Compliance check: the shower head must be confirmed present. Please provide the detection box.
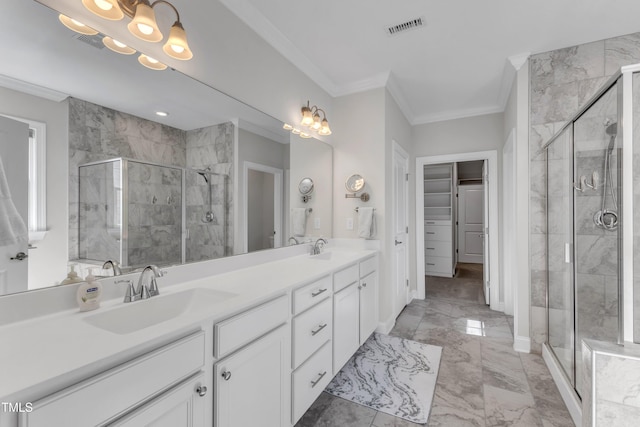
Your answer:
[605,122,617,154]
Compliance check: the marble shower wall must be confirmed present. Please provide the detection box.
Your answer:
[529,32,640,352]
[185,122,234,260]
[69,97,187,262]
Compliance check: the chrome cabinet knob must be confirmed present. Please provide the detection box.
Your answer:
[221,370,232,381]
[10,252,28,261]
[196,385,207,397]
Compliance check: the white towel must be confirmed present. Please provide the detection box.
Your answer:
[291,208,308,237]
[357,207,376,239]
[0,156,27,247]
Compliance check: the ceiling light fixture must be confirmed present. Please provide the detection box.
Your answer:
[66,0,193,61]
[299,101,332,136]
[138,54,167,70]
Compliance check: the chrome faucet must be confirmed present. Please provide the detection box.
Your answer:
[102,259,122,276]
[288,236,300,245]
[136,265,164,300]
[311,238,328,255]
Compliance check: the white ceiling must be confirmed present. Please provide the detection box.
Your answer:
[221,0,640,124]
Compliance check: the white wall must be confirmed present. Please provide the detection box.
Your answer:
[0,87,68,289]
[289,134,333,239]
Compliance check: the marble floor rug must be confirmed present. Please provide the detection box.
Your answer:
[324,332,442,424]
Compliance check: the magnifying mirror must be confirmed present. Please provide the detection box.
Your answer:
[345,174,365,193]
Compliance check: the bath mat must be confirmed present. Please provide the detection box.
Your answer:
[325,332,442,424]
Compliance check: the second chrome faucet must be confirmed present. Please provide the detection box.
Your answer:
[124,265,164,303]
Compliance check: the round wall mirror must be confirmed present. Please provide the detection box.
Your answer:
[345,174,365,193]
[298,177,314,195]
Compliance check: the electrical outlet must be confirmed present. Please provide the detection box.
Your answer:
[314,217,321,229]
[346,217,354,230]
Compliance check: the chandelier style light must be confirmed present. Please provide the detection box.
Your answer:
[283,101,332,138]
[59,0,193,71]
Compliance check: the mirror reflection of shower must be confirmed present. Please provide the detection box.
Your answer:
[197,168,215,223]
[593,121,618,231]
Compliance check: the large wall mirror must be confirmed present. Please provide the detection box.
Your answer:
[0,1,333,297]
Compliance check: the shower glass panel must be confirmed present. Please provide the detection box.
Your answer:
[546,125,574,386]
[78,160,121,263]
[126,161,183,267]
[572,84,621,396]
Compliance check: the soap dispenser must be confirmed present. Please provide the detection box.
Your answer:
[60,263,83,286]
[76,268,102,312]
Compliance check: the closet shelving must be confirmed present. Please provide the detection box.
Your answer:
[423,163,455,277]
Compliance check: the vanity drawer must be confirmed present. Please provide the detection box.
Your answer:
[292,341,333,424]
[425,256,452,274]
[21,332,205,427]
[359,256,377,278]
[424,240,452,256]
[425,225,452,241]
[292,298,332,368]
[215,294,288,358]
[293,275,332,315]
[333,264,358,293]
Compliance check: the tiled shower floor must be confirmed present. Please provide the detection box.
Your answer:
[295,264,575,426]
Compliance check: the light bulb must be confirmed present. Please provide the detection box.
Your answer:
[94,0,113,11]
[137,23,154,35]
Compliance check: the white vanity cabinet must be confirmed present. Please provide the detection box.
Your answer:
[291,275,333,424]
[213,295,290,427]
[333,256,378,374]
[19,332,206,427]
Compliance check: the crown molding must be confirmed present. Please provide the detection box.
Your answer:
[0,74,68,102]
[384,72,416,125]
[413,104,504,125]
[496,52,530,112]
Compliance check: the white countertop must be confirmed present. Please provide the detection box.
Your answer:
[0,248,376,400]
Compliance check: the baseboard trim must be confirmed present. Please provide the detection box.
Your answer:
[513,335,531,353]
[542,344,582,426]
[376,315,395,335]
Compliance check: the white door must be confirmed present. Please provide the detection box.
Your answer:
[243,162,283,253]
[457,184,484,263]
[0,116,29,295]
[482,160,490,305]
[392,141,409,317]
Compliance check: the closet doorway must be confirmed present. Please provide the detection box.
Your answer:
[416,151,499,310]
[242,162,283,253]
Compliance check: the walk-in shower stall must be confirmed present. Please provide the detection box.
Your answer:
[543,64,639,403]
[78,158,229,268]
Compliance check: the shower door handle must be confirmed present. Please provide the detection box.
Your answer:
[564,243,572,264]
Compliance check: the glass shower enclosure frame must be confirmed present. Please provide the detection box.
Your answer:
[543,63,639,399]
[78,157,228,269]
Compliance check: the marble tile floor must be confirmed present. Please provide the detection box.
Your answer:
[296,264,574,427]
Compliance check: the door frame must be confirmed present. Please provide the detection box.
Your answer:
[416,150,501,311]
[242,161,283,253]
[392,140,410,316]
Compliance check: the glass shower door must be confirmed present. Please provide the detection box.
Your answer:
[572,84,620,396]
[547,125,575,386]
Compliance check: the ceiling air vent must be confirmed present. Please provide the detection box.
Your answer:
[385,16,425,36]
[72,33,105,50]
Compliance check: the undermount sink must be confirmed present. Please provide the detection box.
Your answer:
[83,288,237,335]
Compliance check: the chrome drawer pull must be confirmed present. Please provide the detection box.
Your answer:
[311,371,327,388]
[311,288,327,297]
[311,323,327,336]
[361,282,367,288]
[196,385,207,397]
[221,370,232,381]
[427,263,435,266]
[426,232,435,235]
[426,247,435,250]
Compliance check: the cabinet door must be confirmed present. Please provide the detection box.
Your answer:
[333,282,359,374]
[359,271,378,345]
[214,325,289,427]
[110,373,206,427]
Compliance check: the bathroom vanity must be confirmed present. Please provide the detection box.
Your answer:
[0,245,378,427]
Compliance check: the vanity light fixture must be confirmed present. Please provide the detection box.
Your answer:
[58,14,98,35]
[138,54,167,70]
[300,101,332,136]
[102,36,136,54]
[78,0,193,61]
